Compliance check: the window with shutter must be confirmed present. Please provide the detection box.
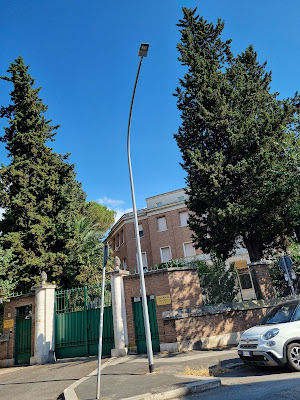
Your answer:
[136,252,148,271]
[183,242,196,257]
[179,211,189,226]
[157,216,167,232]
[160,246,172,263]
[138,224,144,238]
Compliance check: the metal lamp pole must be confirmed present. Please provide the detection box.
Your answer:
[96,243,109,399]
[127,43,154,373]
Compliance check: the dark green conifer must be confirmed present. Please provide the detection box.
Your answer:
[175,8,299,262]
[0,57,86,290]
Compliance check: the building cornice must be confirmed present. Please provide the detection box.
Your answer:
[146,202,187,216]
[145,188,186,201]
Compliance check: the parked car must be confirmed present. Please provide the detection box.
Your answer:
[238,300,300,371]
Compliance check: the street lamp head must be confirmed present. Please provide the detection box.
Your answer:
[138,43,149,57]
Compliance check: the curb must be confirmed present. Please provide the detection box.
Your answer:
[122,378,221,400]
[62,354,232,400]
[64,373,221,400]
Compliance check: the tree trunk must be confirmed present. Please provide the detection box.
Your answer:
[243,235,262,263]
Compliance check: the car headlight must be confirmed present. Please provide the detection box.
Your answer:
[263,328,279,340]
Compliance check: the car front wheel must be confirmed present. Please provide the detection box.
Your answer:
[286,342,300,372]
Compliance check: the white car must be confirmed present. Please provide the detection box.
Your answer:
[238,300,300,371]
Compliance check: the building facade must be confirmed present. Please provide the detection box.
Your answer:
[108,188,255,300]
[108,189,201,272]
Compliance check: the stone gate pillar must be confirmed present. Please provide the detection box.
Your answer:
[30,272,56,365]
[109,257,129,357]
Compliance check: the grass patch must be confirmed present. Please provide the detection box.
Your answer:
[184,366,211,377]
[183,361,230,377]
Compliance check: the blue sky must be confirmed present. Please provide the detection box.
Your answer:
[0,0,299,221]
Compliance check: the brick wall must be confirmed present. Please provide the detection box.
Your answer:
[124,270,174,346]
[123,267,202,347]
[163,297,288,350]
[0,293,35,363]
[123,266,279,352]
[249,263,275,299]
[168,267,203,309]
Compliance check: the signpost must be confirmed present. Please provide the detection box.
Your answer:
[279,255,297,298]
[96,243,109,400]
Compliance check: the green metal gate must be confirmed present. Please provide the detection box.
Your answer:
[55,285,114,359]
[132,296,160,354]
[15,306,32,365]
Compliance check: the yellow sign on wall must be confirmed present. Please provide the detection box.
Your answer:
[3,319,14,329]
[156,294,171,306]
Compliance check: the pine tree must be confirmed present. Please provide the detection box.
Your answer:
[0,57,87,290]
[174,8,299,262]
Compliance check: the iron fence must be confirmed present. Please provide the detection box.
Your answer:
[55,284,111,314]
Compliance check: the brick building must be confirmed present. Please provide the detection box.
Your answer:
[108,188,255,300]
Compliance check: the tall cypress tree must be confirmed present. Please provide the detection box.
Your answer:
[0,57,86,290]
[175,8,299,262]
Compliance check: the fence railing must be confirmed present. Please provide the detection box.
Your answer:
[55,284,111,314]
[198,270,244,305]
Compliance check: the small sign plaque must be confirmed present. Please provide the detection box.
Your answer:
[3,319,14,329]
[156,294,171,306]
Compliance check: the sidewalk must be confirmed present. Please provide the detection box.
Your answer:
[0,356,100,400]
[67,348,242,400]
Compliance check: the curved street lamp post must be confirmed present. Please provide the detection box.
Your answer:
[127,43,154,373]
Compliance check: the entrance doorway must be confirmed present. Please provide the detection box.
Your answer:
[132,296,160,353]
[15,305,32,365]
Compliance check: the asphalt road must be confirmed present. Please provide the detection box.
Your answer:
[177,365,300,400]
[0,356,100,400]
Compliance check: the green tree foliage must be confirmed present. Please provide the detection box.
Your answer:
[174,8,300,263]
[269,240,300,297]
[83,201,116,233]
[0,57,87,291]
[63,208,115,288]
[0,248,16,299]
[197,252,239,304]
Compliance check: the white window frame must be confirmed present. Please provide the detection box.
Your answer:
[157,216,167,232]
[138,224,144,238]
[136,252,148,271]
[179,211,189,227]
[183,241,196,257]
[156,201,162,207]
[160,246,172,263]
[142,252,148,270]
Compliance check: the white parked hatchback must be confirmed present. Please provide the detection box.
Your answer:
[238,300,300,371]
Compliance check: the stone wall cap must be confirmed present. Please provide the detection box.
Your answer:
[248,261,269,267]
[108,270,130,276]
[167,266,198,272]
[124,269,168,278]
[31,283,56,290]
[7,292,35,300]
[162,295,300,320]
[124,266,198,278]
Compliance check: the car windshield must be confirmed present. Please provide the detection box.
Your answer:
[261,302,299,325]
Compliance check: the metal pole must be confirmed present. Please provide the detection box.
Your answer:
[282,255,296,298]
[96,243,109,399]
[127,56,154,373]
